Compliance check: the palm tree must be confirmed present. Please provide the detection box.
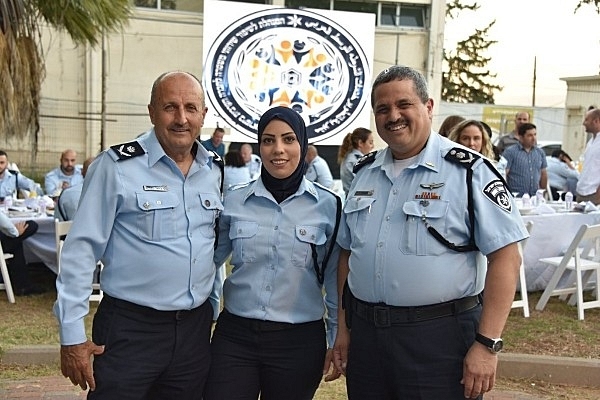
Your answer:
[0,0,131,153]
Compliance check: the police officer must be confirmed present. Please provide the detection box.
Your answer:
[204,106,341,400]
[305,145,334,189]
[44,149,83,197]
[54,71,223,398]
[337,127,374,197]
[0,150,42,198]
[333,66,528,399]
[240,143,262,180]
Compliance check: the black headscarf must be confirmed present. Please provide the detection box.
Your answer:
[257,106,308,203]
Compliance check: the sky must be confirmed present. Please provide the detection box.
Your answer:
[443,0,600,108]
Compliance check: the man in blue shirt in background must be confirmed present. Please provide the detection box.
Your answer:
[202,127,225,157]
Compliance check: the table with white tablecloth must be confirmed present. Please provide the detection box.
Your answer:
[9,214,58,274]
[520,211,600,291]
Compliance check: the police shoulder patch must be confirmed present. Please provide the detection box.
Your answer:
[482,179,512,213]
[353,150,378,173]
[110,141,145,161]
[444,147,480,169]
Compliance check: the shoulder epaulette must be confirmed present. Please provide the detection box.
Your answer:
[228,181,252,191]
[110,141,145,160]
[210,151,224,171]
[444,147,480,169]
[353,150,378,173]
[311,181,339,197]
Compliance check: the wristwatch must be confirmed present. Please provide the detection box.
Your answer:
[475,333,503,354]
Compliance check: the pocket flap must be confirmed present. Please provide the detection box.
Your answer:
[136,192,179,211]
[295,225,326,245]
[230,221,258,239]
[403,200,449,218]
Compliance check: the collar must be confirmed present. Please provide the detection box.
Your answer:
[369,131,442,174]
[243,176,318,204]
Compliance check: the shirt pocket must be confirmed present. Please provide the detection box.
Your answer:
[343,196,376,247]
[291,225,327,268]
[229,221,259,263]
[136,192,180,241]
[401,200,449,256]
[199,192,224,237]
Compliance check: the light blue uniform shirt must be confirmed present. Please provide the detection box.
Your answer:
[223,166,251,190]
[0,171,41,198]
[246,154,262,180]
[54,130,223,345]
[546,156,579,193]
[306,155,334,189]
[214,177,340,347]
[55,183,83,221]
[337,133,528,307]
[0,212,18,237]
[340,149,363,196]
[44,166,83,197]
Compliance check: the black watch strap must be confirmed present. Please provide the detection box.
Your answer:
[475,333,503,353]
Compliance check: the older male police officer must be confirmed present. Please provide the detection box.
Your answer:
[333,66,528,399]
[54,71,223,398]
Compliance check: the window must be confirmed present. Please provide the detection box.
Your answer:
[134,0,202,12]
[284,1,427,29]
[380,3,426,28]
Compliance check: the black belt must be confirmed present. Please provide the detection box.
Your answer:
[352,295,480,327]
[102,294,203,321]
[221,309,321,332]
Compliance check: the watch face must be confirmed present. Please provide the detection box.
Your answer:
[492,339,503,352]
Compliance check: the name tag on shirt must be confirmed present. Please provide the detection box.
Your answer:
[143,185,168,192]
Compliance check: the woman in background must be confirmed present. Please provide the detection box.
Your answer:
[223,149,251,190]
[438,114,465,137]
[337,127,373,197]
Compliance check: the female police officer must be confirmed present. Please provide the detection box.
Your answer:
[204,106,341,400]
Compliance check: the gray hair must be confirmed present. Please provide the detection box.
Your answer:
[371,65,429,107]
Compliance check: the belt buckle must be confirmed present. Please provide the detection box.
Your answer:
[373,306,391,328]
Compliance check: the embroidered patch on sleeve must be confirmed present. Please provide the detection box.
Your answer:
[482,179,512,213]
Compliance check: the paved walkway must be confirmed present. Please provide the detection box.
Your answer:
[0,375,545,399]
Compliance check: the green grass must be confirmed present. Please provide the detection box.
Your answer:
[1,272,599,399]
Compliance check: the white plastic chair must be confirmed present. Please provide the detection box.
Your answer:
[0,242,15,303]
[55,219,103,302]
[512,221,533,317]
[535,223,600,320]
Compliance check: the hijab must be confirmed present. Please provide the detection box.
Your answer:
[257,106,308,203]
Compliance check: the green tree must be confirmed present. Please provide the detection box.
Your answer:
[575,0,600,13]
[442,0,501,104]
[0,0,131,147]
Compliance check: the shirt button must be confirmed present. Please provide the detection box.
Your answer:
[265,286,271,291]
[272,246,276,251]
[385,216,390,221]
[261,306,266,311]
[377,242,383,247]
[192,258,197,264]
[270,266,275,270]
[393,189,398,195]
[274,226,279,230]
[204,200,211,207]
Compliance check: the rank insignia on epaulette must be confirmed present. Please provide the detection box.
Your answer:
[444,147,480,168]
[353,150,378,173]
[110,141,145,160]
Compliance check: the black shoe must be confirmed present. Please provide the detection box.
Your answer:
[16,285,47,296]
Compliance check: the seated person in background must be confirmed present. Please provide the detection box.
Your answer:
[502,123,547,197]
[240,143,261,180]
[44,149,83,198]
[546,150,579,200]
[223,150,251,190]
[202,127,225,157]
[305,145,334,188]
[0,150,43,199]
[437,115,465,137]
[0,213,44,296]
[56,156,95,221]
